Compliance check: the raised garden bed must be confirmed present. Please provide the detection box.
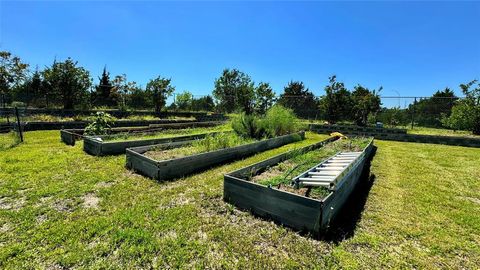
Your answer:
[309,123,407,135]
[83,126,228,156]
[223,136,374,238]
[126,131,306,181]
[16,119,198,131]
[310,124,480,148]
[60,121,225,146]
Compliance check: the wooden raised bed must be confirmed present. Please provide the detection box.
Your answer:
[60,121,224,146]
[17,119,197,131]
[223,137,374,238]
[84,130,226,156]
[309,123,407,135]
[310,124,480,148]
[126,131,306,181]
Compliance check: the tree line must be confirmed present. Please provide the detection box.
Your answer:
[1,50,479,133]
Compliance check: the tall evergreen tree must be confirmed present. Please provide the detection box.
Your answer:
[94,67,118,107]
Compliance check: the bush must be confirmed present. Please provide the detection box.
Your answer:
[84,112,113,135]
[263,105,299,137]
[231,105,300,139]
[231,113,266,139]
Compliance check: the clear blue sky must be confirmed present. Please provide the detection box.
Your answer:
[1,1,479,105]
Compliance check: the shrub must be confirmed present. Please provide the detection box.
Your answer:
[263,105,299,137]
[84,112,113,135]
[231,113,266,139]
[231,105,300,139]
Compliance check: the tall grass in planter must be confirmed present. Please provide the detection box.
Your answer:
[231,105,300,139]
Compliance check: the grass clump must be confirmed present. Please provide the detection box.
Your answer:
[250,137,371,199]
[232,105,300,139]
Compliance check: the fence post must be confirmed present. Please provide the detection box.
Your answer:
[15,107,23,142]
[411,97,416,130]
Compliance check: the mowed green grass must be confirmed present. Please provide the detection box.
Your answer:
[0,131,479,269]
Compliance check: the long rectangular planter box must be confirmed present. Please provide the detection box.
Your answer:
[0,107,212,118]
[126,131,306,181]
[84,131,225,156]
[16,119,197,131]
[374,133,480,148]
[223,137,374,238]
[309,123,407,135]
[60,121,225,146]
[310,124,480,148]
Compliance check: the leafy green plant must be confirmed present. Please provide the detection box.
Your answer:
[263,105,299,137]
[231,105,301,139]
[84,112,113,135]
[231,113,266,139]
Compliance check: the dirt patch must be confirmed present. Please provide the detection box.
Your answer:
[250,160,294,184]
[144,145,196,161]
[36,214,48,224]
[0,223,10,233]
[0,196,26,211]
[51,199,75,212]
[95,181,114,189]
[82,193,100,209]
[464,196,480,205]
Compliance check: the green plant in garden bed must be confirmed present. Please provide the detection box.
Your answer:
[84,112,114,135]
[250,137,372,199]
[102,123,231,142]
[143,132,254,160]
[232,105,302,139]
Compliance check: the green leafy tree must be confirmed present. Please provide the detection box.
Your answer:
[146,76,175,114]
[351,85,382,126]
[176,91,193,110]
[112,74,129,109]
[128,82,152,109]
[442,80,480,134]
[411,88,457,127]
[42,58,92,109]
[277,81,318,119]
[254,82,276,115]
[319,76,352,123]
[213,69,255,114]
[0,51,29,105]
[191,95,215,112]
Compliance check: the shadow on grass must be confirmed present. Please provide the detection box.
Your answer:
[322,146,377,243]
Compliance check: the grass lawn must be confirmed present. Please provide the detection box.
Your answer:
[0,131,479,268]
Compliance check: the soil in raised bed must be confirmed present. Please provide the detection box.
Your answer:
[143,132,255,160]
[249,137,371,200]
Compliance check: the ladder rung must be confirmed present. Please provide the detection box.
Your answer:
[299,177,333,183]
[309,171,338,176]
[299,181,331,187]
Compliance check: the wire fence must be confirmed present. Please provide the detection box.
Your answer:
[0,95,462,130]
